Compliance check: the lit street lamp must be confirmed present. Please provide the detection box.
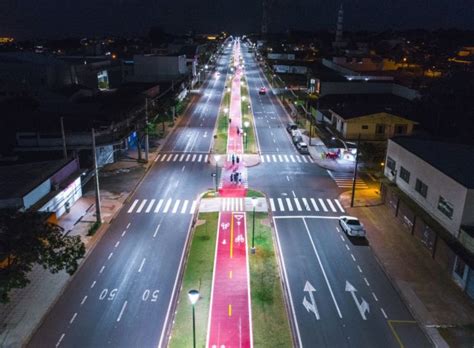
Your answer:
[251,197,257,254]
[188,289,200,348]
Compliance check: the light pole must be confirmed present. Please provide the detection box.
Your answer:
[188,289,200,348]
[244,121,250,151]
[214,154,221,193]
[251,197,257,254]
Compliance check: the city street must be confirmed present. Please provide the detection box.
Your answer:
[27,46,232,348]
[242,42,431,347]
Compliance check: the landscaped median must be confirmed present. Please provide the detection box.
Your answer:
[247,211,293,347]
[168,212,218,348]
[240,76,259,154]
[212,87,231,154]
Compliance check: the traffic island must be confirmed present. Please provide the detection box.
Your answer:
[241,76,259,154]
[247,212,293,347]
[212,86,231,154]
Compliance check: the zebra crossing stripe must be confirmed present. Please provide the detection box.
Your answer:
[128,199,139,213]
[278,155,283,162]
[231,198,235,211]
[136,199,147,213]
[163,199,172,213]
[181,200,189,214]
[308,157,314,163]
[294,198,302,211]
[302,198,311,211]
[204,155,209,162]
[266,155,271,162]
[190,200,197,214]
[186,154,191,161]
[239,199,244,211]
[198,154,203,162]
[272,155,277,162]
[290,155,296,162]
[284,155,290,162]
[269,198,276,211]
[172,200,180,213]
[192,154,197,161]
[302,156,308,163]
[261,155,265,163]
[335,199,345,213]
[277,198,285,211]
[179,154,185,161]
[318,198,328,212]
[310,198,319,211]
[286,198,293,211]
[173,154,179,161]
[296,156,302,163]
[166,155,172,162]
[160,154,167,161]
[155,154,161,162]
[155,199,164,213]
[146,199,155,213]
[326,199,337,212]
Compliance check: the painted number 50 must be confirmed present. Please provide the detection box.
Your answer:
[142,289,159,302]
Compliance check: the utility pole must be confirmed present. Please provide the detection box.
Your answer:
[60,117,67,159]
[144,98,149,162]
[91,128,102,223]
[350,134,361,208]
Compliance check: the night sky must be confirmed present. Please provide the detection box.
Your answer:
[2,0,474,39]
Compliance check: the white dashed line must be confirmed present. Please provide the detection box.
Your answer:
[69,313,77,324]
[115,241,120,248]
[381,308,388,319]
[372,292,379,301]
[56,333,65,347]
[126,223,131,229]
[117,301,128,322]
[80,295,88,305]
[345,244,350,251]
[99,266,105,274]
[121,230,126,237]
[90,281,96,289]
[357,265,363,273]
[351,254,356,261]
[138,258,146,273]
[364,277,370,286]
[153,224,161,238]
[108,252,113,260]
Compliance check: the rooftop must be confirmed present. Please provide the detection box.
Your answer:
[391,137,474,189]
[0,159,72,200]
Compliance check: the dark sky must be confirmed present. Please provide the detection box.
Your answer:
[1,0,474,39]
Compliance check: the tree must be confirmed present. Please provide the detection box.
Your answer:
[0,210,85,303]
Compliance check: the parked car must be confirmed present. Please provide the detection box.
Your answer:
[291,129,301,137]
[286,122,297,133]
[292,135,303,144]
[339,216,366,237]
[296,142,309,154]
[259,87,267,95]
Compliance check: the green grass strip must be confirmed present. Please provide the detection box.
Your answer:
[169,212,219,348]
[213,89,231,154]
[241,77,258,154]
[247,212,293,347]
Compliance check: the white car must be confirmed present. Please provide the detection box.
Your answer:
[339,216,366,237]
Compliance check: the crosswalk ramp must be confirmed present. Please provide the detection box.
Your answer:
[154,153,209,163]
[269,197,345,214]
[127,198,196,214]
[260,154,314,164]
[327,170,369,189]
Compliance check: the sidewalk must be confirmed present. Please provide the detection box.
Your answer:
[0,116,179,347]
[338,189,474,347]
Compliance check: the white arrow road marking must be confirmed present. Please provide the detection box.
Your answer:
[345,281,370,320]
[302,281,320,320]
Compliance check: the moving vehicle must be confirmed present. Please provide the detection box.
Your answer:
[339,216,366,237]
[259,87,267,95]
[296,142,309,154]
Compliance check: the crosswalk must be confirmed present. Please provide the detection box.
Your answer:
[154,153,209,163]
[269,197,345,213]
[221,198,245,212]
[327,170,369,189]
[127,198,196,214]
[260,154,314,164]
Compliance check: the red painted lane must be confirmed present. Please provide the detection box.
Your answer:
[207,212,252,348]
[227,42,244,155]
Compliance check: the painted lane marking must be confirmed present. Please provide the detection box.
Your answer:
[294,198,302,211]
[153,224,161,238]
[181,200,189,214]
[99,266,105,274]
[310,198,319,211]
[364,277,370,287]
[303,218,343,318]
[56,333,65,347]
[302,198,311,211]
[357,265,363,273]
[172,200,181,214]
[198,154,203,162]
[351,254,356,262]
[335,199,345,213]
[108,252,113,260]
[163,199,172,213]
[290,155,296,162]
[285,198,293,211]
[154,199,164,213]
[126,223,131,229]
[179,154,185,161]
[372,292,379,301]
[182,165,185,172]
[269,198,276,211]
[154,154,161,162]
[69,313,77,324]
[115,241,120,248]
[277,198,285,211]
[117,301,128,322]
[286,175,290,181]
[80,296,87,305]
[127,199,138,213]
[345,244,350,251]
[318,198,328,212]
[138,258,146,273]
[173,154,179,161]
[326,199,337,212]
[91,281,96,288]
[381,308,388,319]
[192,154,197,161]
[284,155,289,162]
[190,200,197,214]
[121,230,126,237]
[136,199,147,213]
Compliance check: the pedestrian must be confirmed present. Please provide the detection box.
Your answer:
[229,117,232,124]
[231,154,235,165]
[236,156,240,164]
[230,173,233,183]
[238,173,242,185]
[237,127,240,136]
[233,173,238,184]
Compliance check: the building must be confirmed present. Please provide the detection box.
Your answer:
[316,94,417,141]
[0,158,83,219]
[132,54,187,82]
[383,137,474,298]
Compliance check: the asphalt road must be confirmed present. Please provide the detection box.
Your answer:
[242,42,431,347]
[28,45,232,348]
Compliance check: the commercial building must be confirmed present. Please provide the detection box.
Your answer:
[132,54,187,82]
[383,137,474,299]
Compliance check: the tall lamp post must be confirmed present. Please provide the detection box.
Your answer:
[251,197,257,254]
[244,120,250,151]
[188,289,200,348]
[214,154,221,193]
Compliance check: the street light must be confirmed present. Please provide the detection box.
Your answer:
[214,154,221,193]
[251,197,257,254]
[188,289,200,348]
